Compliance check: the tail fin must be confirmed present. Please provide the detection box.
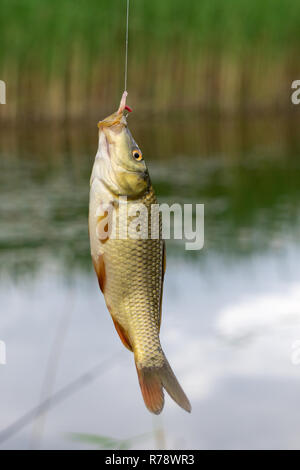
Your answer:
[135,354,191,415]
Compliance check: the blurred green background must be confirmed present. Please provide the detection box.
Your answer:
[1,0,300,121]
[1,0,300,451]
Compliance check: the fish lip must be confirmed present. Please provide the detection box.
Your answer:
[98,117,125,129]
[97,92,131,129]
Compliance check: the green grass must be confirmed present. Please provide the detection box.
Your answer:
[69,432,150,449]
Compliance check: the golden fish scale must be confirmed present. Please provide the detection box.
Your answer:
[103,188,164,368]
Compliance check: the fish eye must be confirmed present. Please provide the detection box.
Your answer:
[132,149,143,161]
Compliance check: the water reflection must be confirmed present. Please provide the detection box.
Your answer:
[1,115,300,449]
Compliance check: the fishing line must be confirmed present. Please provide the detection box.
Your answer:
[124,0,130,92]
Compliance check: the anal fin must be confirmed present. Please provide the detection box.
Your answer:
[112,318,133,352]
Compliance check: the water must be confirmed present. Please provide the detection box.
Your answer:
[1,115,300,449]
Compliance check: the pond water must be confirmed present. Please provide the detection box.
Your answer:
[1,114,300,449]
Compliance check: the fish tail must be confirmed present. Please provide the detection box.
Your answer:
[135,362,164,415]
[135,353,191,415]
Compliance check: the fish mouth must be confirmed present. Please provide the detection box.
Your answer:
[98,92,132,129]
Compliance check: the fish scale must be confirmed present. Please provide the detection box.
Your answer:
[104,189,163,367]
[89,92,191,414]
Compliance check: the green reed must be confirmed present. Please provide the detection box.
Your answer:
[0,0,299,121]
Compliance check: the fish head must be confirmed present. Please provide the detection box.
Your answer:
[97,92,149,198]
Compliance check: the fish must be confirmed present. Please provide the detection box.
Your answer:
[88,92,191,414]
